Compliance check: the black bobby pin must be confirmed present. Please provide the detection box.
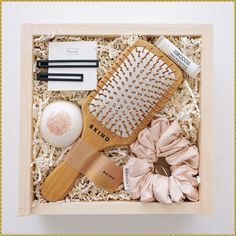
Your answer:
[37,60,99,68]
[37,73,84,82]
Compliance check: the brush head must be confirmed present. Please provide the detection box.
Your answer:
[82,40,183,148]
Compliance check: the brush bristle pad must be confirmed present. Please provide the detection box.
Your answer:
[89,46,177,138]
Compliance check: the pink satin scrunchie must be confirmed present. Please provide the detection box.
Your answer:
[127,118,200,203]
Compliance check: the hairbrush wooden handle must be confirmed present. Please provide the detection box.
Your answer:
[41,139,123,202]
[41,161,79,202]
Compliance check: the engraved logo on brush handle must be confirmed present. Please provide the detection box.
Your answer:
[89,123,110,141]
[102,170,115,180]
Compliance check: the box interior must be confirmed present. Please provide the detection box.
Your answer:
[31,33,202,206]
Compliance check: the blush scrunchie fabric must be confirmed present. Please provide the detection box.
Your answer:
[126,118,200,203]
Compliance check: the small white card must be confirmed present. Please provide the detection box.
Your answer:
[48,41,97,91]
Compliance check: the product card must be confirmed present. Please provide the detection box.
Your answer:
[48,41,97,91]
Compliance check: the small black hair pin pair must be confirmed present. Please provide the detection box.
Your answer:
[36,59,99,82]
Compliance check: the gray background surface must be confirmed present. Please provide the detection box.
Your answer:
[2,2,234,234]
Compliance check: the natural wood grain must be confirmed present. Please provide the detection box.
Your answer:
[18,25,34,216]
[32,201,201,215]
[31,23,207,36]
[41,162,79,202]
[198,25,214,215]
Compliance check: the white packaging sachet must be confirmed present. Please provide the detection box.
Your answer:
[155,36,200,78]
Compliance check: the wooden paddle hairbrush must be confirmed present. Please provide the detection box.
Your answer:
[41,39,183,202]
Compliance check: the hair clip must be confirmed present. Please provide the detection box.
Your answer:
[37,59,99,68]
[37,73,83,82]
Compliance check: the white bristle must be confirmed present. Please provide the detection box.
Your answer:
[89,46,177,138]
